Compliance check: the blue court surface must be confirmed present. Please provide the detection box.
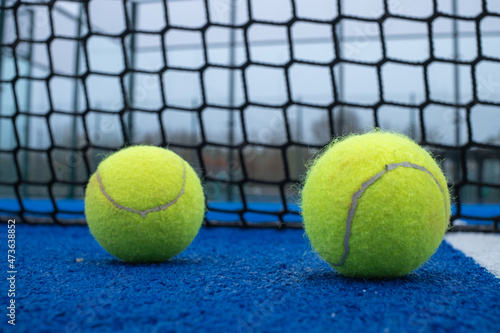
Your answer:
[3,224,499,332]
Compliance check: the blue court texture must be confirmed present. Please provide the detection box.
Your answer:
[1,223,499,332]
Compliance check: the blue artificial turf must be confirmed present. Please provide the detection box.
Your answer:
[2,225,499,332]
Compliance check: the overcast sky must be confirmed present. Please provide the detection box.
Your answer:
[1,0,499,150]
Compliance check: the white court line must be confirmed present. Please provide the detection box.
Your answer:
[445,232,500,279]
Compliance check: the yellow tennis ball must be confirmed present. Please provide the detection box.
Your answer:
[85,146,205,263]
[301,131,450,278]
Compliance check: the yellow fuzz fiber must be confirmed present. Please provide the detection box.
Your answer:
[301,131,450,278]
[85,146,205,263]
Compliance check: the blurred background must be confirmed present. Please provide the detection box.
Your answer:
[0,0,499,226]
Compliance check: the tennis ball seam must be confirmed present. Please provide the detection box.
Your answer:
[95,161,187,218]
[332,161,447,267]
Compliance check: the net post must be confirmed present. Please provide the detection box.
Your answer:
[0,0,6,141]
[337,1,345,136]
[21,9,35,197]
[69,4,84,199]
[227,0,237,202]
[452,0,461,181]
[127,2,138,144]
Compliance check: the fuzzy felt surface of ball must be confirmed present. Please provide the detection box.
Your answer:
[85,146,205,263]
[301,131,450,278]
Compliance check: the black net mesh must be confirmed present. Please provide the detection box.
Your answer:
[0,0,499,231]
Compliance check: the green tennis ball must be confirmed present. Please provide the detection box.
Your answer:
[301,131,450,278]
[85,145,205,263]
